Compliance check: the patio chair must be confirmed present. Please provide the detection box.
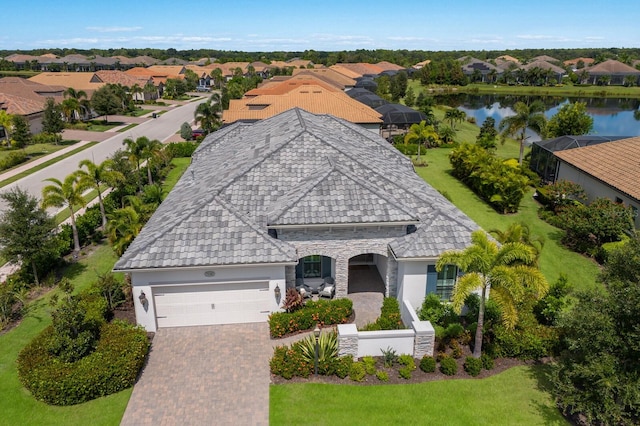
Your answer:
[319,277,336,299]
[295,277,312,296]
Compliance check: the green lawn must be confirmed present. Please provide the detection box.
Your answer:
[125,109,153,117]
[0,155,193,425]
[117,123,138,132]
[408,79,640,99]
[0,139,80,163]
[0,142,98,189]
[0,244,129,426]
[162,157,190,194]
[271,365,567,425]
[86,121,124,132]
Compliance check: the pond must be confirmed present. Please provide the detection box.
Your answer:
[433,94,640,142]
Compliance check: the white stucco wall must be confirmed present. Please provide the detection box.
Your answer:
[557,161,640,228]
[130,264,286,332]
[396,260,430,311]
[373,253,388,281]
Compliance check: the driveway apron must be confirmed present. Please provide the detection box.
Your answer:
[121,323,270,426]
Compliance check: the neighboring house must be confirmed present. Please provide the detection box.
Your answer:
[520,60,566,84]
[586,59,640,85]
[563,57,595,70]
[457,56,501,82]
[28,72,104,96]
[113,108,480,331]
[535,136,640,228]
[222,85,383,131]
[292,68,356,90]
[0,77,66,136]
[530,135,628,183]
[413,59,431,70]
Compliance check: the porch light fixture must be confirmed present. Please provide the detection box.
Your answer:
[314,325,321,376]
[274,284,281,300]
[138,291,148,305]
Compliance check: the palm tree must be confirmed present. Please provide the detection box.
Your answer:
[444,108,466,130]
[61,97,80,123]
[41,172,90,254]
[77,159,125,228]
[122,136,149,171]
[142,183,164,207]
[499,101,547,165]
[404,120,439,161]
[106,206,142,256]
[436,230,548,358]
[140,139,164,185]
[0,110,13,145]
[194,93,222,134]
[489,222,545,264]
[210,68,224,89]
[64,88,88,121]
[130,83,143,103]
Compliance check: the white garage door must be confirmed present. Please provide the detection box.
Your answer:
[153,282,271,328]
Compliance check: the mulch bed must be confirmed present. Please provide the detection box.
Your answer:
[271,355,531,386]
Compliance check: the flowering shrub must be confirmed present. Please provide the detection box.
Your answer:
[268,298,352,338]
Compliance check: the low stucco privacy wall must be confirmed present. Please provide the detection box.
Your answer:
[337,300,435,359]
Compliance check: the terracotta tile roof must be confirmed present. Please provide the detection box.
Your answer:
[555,137,640,201]
[376,61,405,71]
[269,59,314,69]
[184,64,210,77]
[27,72,104,94]
[94,70,150,87]
[203,62,250,77]
[496,55,521,64]
[245,77,341,97]
[329,65,364,79]
[413,59,431,68]
[0,92,45,115]
[147,65,186,75]
[564,57,595,66]
[587,59,640,74]
[292,68,356,89]
[0,77,65,100]
[223,86,382,125]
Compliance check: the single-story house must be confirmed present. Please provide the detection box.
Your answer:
[586,59,640,85]
[553,136,640,228]
[113,108,480,331]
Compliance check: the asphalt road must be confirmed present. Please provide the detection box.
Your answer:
[0,98,206,214]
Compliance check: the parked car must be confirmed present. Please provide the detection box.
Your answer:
[192,129,206,139]
[196,85,211,92]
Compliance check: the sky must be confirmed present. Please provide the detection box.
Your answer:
[2,0,639,52]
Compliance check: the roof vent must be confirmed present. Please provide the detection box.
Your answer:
[406,224,417,235]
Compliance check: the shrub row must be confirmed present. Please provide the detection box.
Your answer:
[269,298,352,338]
[0,150,28,171]
[165,141,198,158]
[17,320,149,405]
[449,143,530,214]
[361,297,404,331]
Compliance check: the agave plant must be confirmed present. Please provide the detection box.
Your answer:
[297,330,338,363]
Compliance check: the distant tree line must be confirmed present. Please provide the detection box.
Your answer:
[2,47,640,68]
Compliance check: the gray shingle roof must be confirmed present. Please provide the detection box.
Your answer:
[114,108,480,271]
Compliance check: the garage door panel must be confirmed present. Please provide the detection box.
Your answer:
[153,282,271,328]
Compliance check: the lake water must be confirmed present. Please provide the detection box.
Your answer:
[433,94,640,142]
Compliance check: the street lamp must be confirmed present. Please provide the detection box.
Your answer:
[313,325,321,376]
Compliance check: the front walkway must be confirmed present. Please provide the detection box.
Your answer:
[121,323,270,426]
[347,265,385,328]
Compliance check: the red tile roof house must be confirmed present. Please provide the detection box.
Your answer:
[113,108,481,331]
[552,136,640,228]
[0,77,65,140]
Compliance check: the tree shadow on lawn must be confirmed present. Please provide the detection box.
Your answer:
[59,260,88,282]
[525,363,565,424]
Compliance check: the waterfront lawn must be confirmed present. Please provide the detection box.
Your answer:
[0,244,129,426]
[415,146,600,291]
[270,365,567,425]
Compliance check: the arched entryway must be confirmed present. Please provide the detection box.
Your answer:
[347,253,386,294]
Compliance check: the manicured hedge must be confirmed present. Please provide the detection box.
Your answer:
[449,143,530,214]
[361,297,404,330]
[17,320,149,405]
[268,298,352,338]
[165,141,198,158]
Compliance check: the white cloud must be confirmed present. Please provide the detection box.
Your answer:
[85,26,142,33]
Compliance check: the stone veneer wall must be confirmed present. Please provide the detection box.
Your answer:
[279,226,404,298]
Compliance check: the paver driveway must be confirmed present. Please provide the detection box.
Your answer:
[120,323,270,426]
